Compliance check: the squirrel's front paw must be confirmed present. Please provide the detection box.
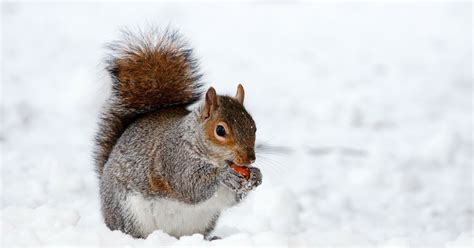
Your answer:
[221,169,246,192]
[221,167,262,201]
[245,167,262,191]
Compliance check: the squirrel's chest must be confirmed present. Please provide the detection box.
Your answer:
[126,186,235,238]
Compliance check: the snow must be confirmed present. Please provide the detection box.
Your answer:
[1,2,473,247]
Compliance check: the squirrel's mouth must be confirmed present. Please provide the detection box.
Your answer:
[225,159,250,168]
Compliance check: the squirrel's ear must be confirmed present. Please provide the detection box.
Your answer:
[235,84,245,105]
[202,87,218,119]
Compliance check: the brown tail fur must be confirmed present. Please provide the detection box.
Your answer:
[94,28,204,177]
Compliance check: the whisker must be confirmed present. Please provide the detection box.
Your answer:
[256,143,293,156]
[255,154,286,178]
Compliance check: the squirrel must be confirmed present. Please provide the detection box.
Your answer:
[94,28,262,239]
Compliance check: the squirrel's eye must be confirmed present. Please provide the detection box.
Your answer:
[216,125,226,137]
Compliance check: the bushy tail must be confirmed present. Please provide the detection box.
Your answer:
[94,28,204,177]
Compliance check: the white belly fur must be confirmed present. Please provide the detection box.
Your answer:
[126,186,236,238]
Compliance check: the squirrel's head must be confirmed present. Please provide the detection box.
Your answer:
[199,84,256,168]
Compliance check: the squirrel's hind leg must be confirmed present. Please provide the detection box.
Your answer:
[100,175,146,239]
[203,213,220,241]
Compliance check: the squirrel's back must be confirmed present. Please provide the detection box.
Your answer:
[94,28,204,177]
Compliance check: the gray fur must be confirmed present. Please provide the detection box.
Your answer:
[100,104,262,239]
[97,28,262,239]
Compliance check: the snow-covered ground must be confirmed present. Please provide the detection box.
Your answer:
[1,2,472,247]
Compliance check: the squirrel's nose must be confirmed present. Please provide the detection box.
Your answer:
[247,152,256,164]
[249,154,255,164]
[235,149,256,166]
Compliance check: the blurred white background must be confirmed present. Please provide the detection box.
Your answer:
[1,2,472,247]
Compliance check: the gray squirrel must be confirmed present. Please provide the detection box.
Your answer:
[94,28,262,239]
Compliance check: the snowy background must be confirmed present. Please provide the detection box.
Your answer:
[1,2,472,247]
